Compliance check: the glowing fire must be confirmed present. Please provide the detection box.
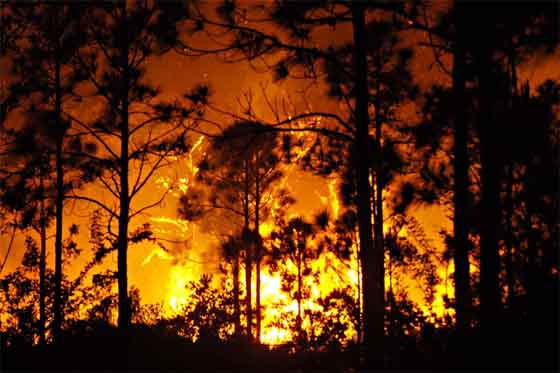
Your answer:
[261,327,291,346]
[140,119,453,345]
[165,265,191,314]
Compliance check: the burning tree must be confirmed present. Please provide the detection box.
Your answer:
[179,119,289,341]
[270,216,321,349]
[177,2,423,363]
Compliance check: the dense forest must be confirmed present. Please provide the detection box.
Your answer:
[0,1,558,371]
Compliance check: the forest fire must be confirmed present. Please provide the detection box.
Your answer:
[0,1,557,371]
[164,265,191,314]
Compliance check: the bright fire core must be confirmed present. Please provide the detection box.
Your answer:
[142,199,451,345]
[140,128,452,346]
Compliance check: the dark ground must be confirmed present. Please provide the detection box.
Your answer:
[1,321,557,372]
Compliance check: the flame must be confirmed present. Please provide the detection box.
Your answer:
[259,221,274,237]
[150,216,190,232]
[328,178,339,218]
[164,265,192,314]
[189,135,205,177]
[141,118,453,344]
[141,246,173,266]
[262,327,291,346]
[257,248,361,346]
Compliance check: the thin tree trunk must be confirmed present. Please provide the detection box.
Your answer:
[370,168,377,239]
[117,2,130,330]
[233,246,241,338]
[477,42,501,334]
[0,1,5,126]
[0,223,16,274]
[296,239,302,342]
[525,173,542,322]
[373,49,385,336]
[388,252,393,336]
[351,4,383,368]
[526,208,537,321]
[255,244,261,342]
[254,154,262,344]
[504,51,517,309]
[39,176,47,346]
[509,49,518,99]
[505,165,514,307]
[356,229,362,346]
[243,159,252,341]
[53,44,64,341]
[451,10,471,332]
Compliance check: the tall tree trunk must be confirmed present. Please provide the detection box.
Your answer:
[519,82,536,315]
[526,206,537,321]
[233,246,241,339]
[117,3,130,330]
[296,240,302,342]
[373,49,385,333]
[0,2,5,127]
[504,50,517,309]
[53,45,64,341]
[370,168,377,236]
[388,250,393,336]
[451,10,471,332]
[504,165,514,307]
[351,4,384,368]
[477,42,501,335]
[356,241,362,345]
[254,155,262,344]
[243,159,252,341]
[39,176,47,346]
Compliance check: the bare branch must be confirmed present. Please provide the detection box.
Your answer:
[67,195,118,218]
[129,188,170,220]
[0,222,17,274]
[62,111,120,160]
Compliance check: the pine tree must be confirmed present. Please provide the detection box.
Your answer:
[271,216,319,348]
[180,120,286,341]
[7,2,90,340]
[181,2,419,363]
[71,2,202,330]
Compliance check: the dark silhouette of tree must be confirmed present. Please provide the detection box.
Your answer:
[428,8,557,353]
[449,3,471,333]
[0,1,29,128]
[210,122,259,341]
[249,125,283,343]
[402,1,558,340]
[397,2,480,335]
[460,3,558,338]
[180,122,256,340]
[218,236,244,338]
[180,119,287,342]
[180,3,421,363]
[0,236,44,346]
[498,81,559,362]
[0,118,56,345]
[383,214,440,333]
[313,287,359,351]
[175,274,235,343]
[0,222,117,347]
[6,3,90,341]
[271,216,320,348]
[70,2,203,330]
[314,208,362,343]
